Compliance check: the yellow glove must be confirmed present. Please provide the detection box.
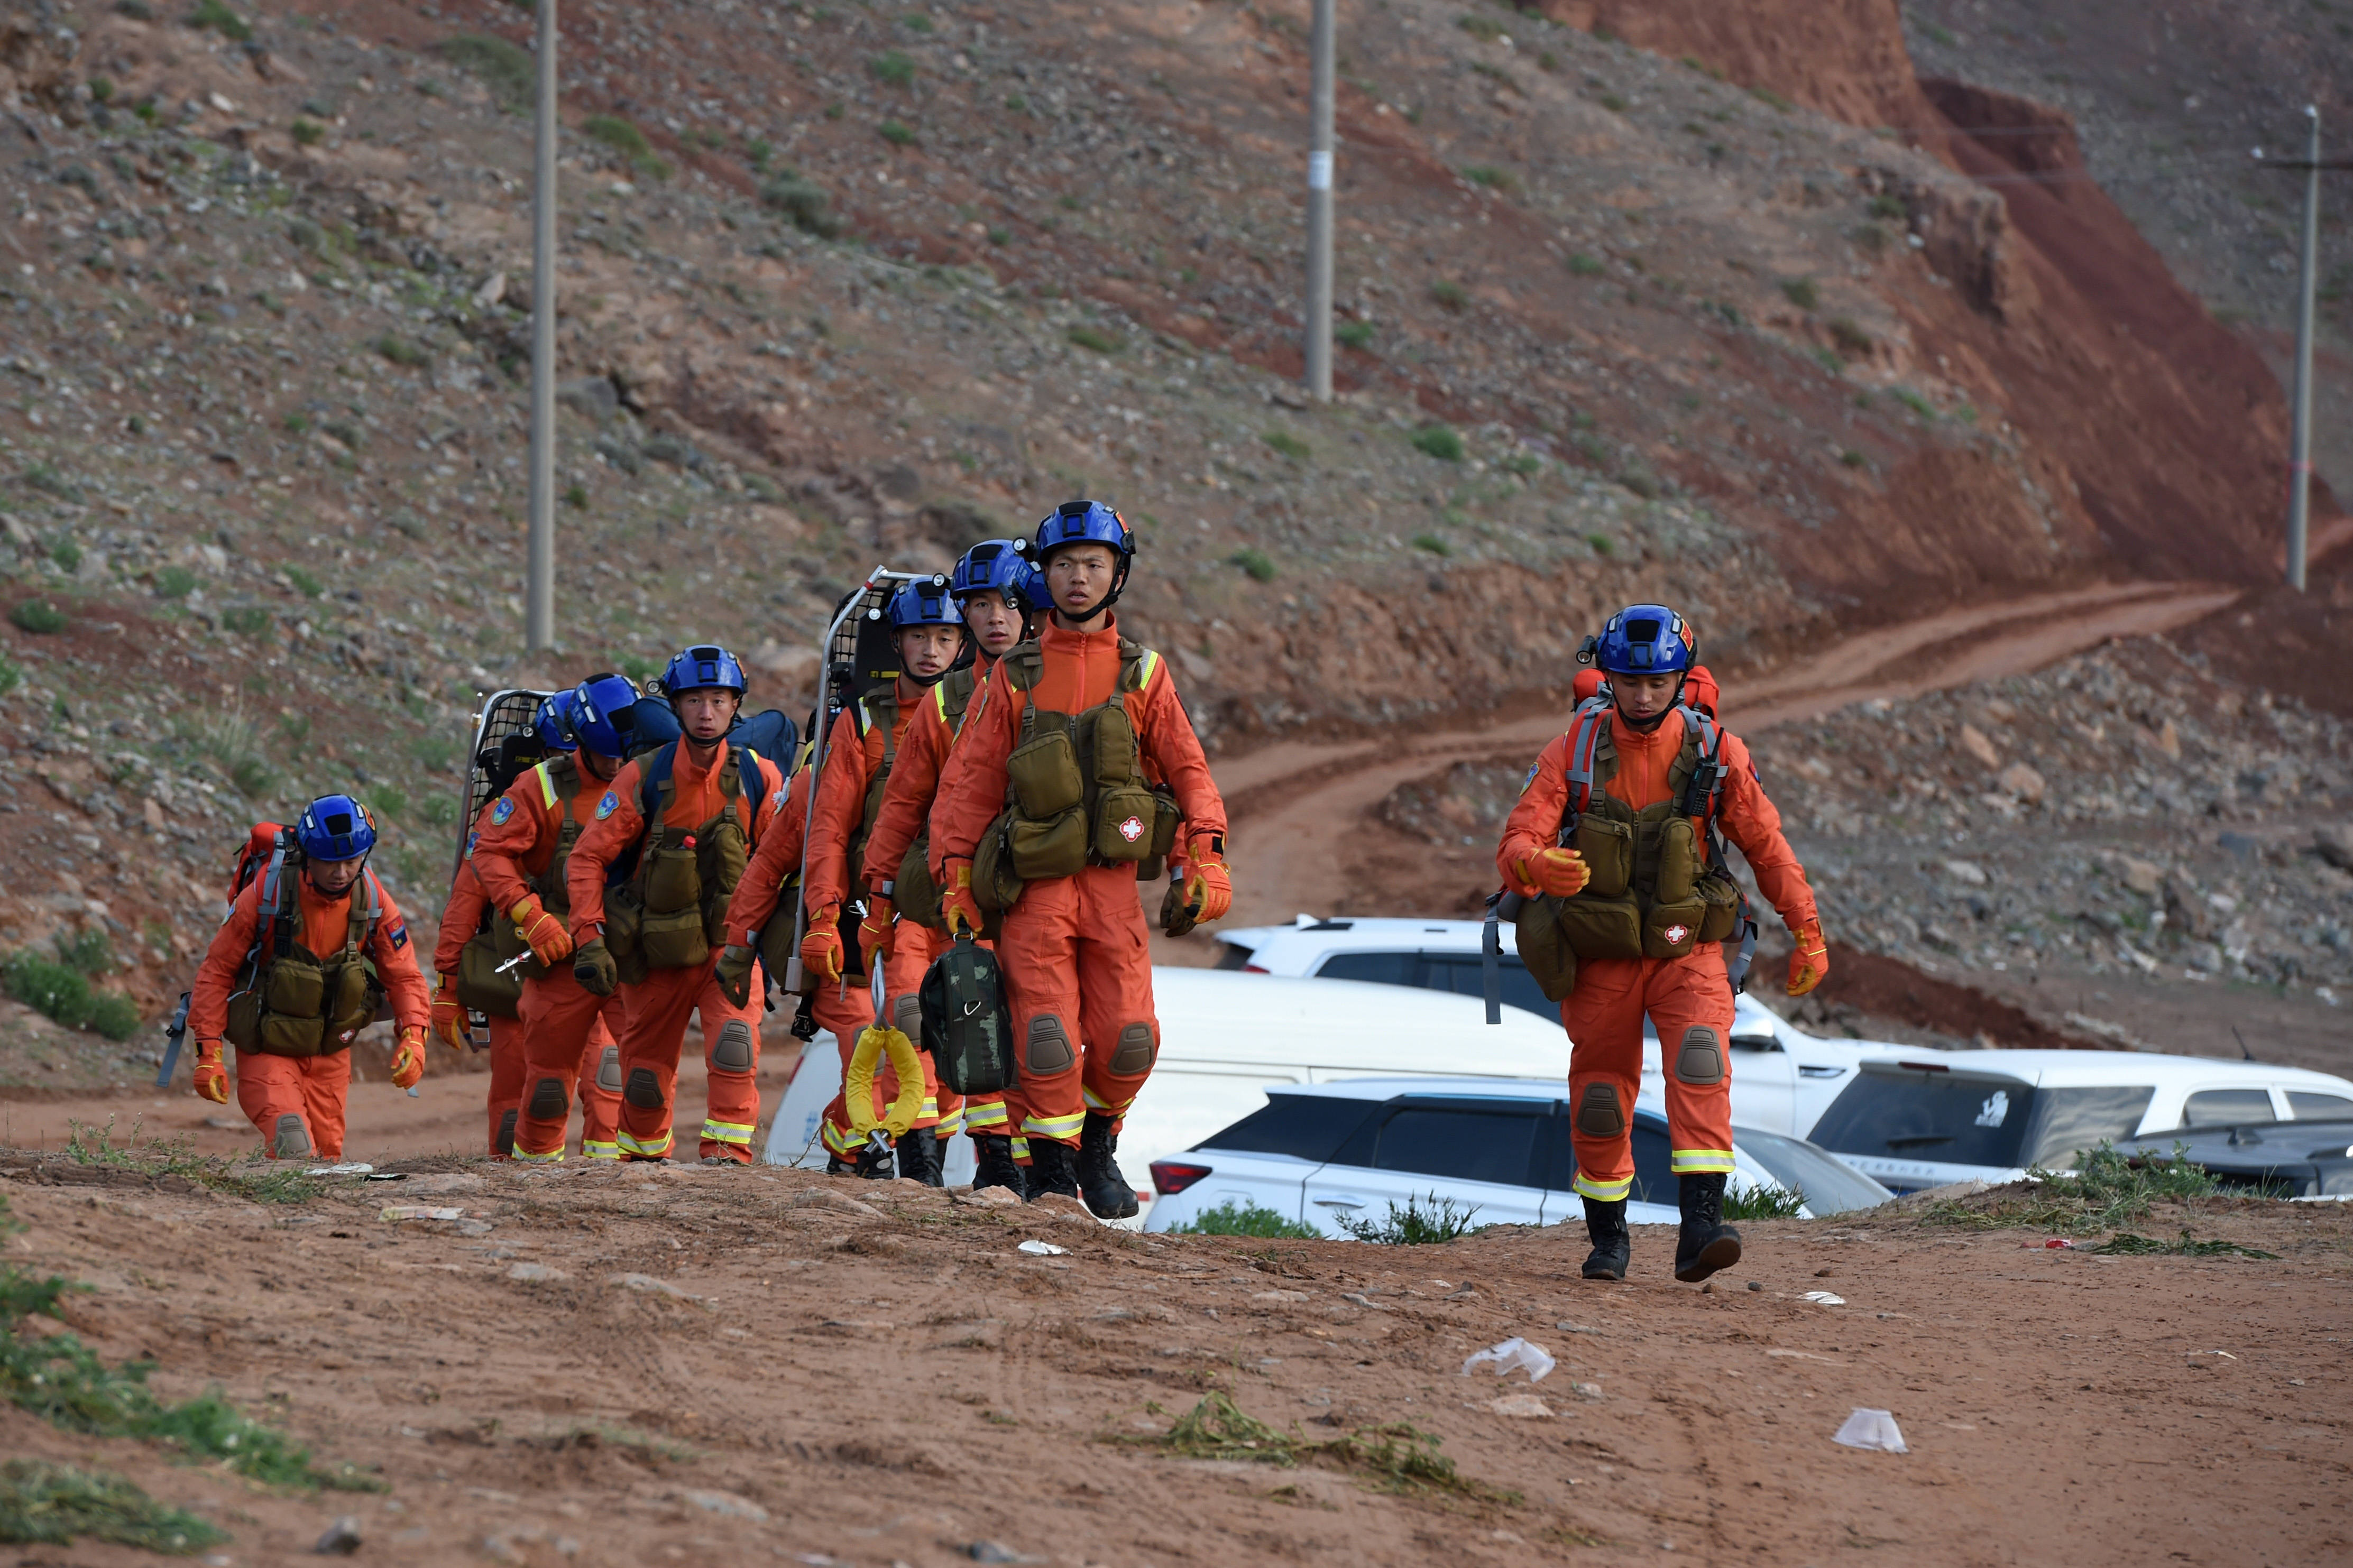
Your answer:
[192,1043,229,1104]
[859,895,897,962]
[430,976,467,1052]
[1787,919,1830,998]
[940,859,984,939]
[1509,846,1589,899]
[389,1027,426,1090]
[510,894,573,967]
[799,907,844,983]
[1181,835,1232,924]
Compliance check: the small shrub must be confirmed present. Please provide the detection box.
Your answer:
[1617,466,1660,499]
[188,0,250,42]
[1840,449,1869,469]
[583,114,670,178]
[1598,92,1628,113]
[1334,319,1374,350]
[869,51,916,87]
[563,483,589,510]
[10,600,67,635]
[1828,316,1873,357]
[617,653,663,684]
[229,757,274,799]
[2094,1228,2275,1259]
[1723,1184,1807,1221]
[1228,547,1277,583]
[3,953,139,1040]
[1749,86,1794,112]
[1429,279,1469,311]
[1566,251,1604,276]
[1537,49,1560,71]
[1869,192,1905,220]
[87,77,114,103]
[1892,386,1937,420]
[55,930,113,978]
[365,786,407,820]
[420,794,458,829]
[1500,451,1541,477]
[878,118,916,146]
[1067,325,1123,354]
[23,463,81,502]
[1411,533,1450,556]
[1458,14,1505,41]
[1587,532,1615,556]
[1780,276,1819,311]
[220,605,271,635]
[1058,192,1083,211]
[1262,429,1310,462]
[1411,424,1463,462]
[0,658,20,696]
[437,34,534,111]
[1337,1193,1482,1244]
[1462,164,1518,194]
[1168,1200,1318,1239]
[374,334,429,368]
[986,226,1009,246]
[0,1460,228,1554]
[761,173,840,237]
[412,734,459,774]
[49,538,81,574]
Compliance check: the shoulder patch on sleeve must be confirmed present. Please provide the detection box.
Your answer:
[387,920,410,950]
[465,831,480,858]
[1521,762,1540,794]
[595,790,621,820]
[490,797,514,826]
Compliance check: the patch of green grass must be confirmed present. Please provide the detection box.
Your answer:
[1128,1392,1514,1503]
[22,463,81,502]
[1334,319,1375,350]
[583,114,671,179]
[1228,547,1277,583]
[1337,1193,1482,1244]
[220,605,271,635]
[1923,1143,2220,1232]
[869,51,916,87]
[1586,531,1615,556]
[1598,91,1628,112]
[1566,251,1604,276]
[373,333,429,368]
[1724,1185,1807,1221]
[284,566,324,598]
[1500,451,1541,478]
[1840,449,1869,469]
[289,117,325,146]
[54,930,113,979]
[1167,1200,1318,1239]
[617,653,663,685]
[1749,85,1794,112]
[437,34,534,112]
[1892,386,1937,420]
[1429,279,1469,312]
[1067,325,1124,355]
[1411,533,1450,556]
[1828,317,1873,357]
[4,952,140,1041]
[761,173,840,236]
[878,118,917,146]
[9,599,66,635]
[0,658,20,697]
[900,12,934,33]
[1410,424,1463,462]
[365,786,407,821]
[1458,14,1506,42]
[1462,164,1518,194]
[2094,1228,2276,1259]
[49,537,81,573]
[1869,193,1905,220]
[188,0,250,43]
[563,482,589,510]
[419,794,458,829]
[1262,429,1311,462]
[1780,276,1819,311]
[412,734,459,774]
[0,1459,227,1554]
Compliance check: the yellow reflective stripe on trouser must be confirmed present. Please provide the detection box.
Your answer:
[512,1143,565,1164]
[962,1100,1009,1132]
[582,1140,619,1160]
[821,1119,861,1157]
[1670,1148,1736,1175]
[934,1106,966,1137]
[701,1118,755,1147]
[1009,1135,1031,1161]
[1021,1109,1084,1142]
[917,1096,940,1121]
[1573,1170,1633,1202]
[1082,1085,1138,1117]
[617,1128,673,1159]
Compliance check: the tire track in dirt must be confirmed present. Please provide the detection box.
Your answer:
[1216,582,2240,927]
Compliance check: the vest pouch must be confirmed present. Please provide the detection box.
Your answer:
[897,835,944,931]
[641,833,703,916]
[262,954,327,1031]
[1514,898,1580,1003]
[1574,815,1635,899]
[1554,892,1646,961]
[1093,783,1160,863]
[1087,703,1139,787]
[698,819,749,948]
[224,989,263,1052]
[323,959,379,1052]
[758,887,800,989]
[1008,805,1089,881]
[1642,895,1709,960]
[1695,871,1741,945]
[604,883,648,986]
[259,1009,326,1056]
[1007,727,1084,819]
[972,813,1025,915]
[457,930,523,1019]
[640,903,712,971]
[1653,817,1700,905]
[1148,785,1182,857]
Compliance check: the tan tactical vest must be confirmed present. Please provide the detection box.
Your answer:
[896,663,982,931]
[604,743,764,981]
[224,859,385,1056]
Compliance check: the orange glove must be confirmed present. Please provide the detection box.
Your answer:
[799,907,844,983]
[1182,837,1233,924]
[430,976,467,1052]
[1787,919,1830,998]
[940,858,984,938]
[859,895,897,962]
[389,1027,426,1090]
[510,895,573,967]
[192,1043,228,1104]
[1508,846,1589,899]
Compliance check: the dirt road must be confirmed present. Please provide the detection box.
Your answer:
[1215,581,2238,927]
[2,1158,2342,1567]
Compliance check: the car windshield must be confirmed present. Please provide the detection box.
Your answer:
[1732,1128,1891,1214]
[1313,950,1556,1019]
[1196,1094,1377,1161]
[1809,1073,2155,1170]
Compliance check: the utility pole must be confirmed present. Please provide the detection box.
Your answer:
[526,0,559,650]
[1303,0,1335,402]
[2287,105,2321,593]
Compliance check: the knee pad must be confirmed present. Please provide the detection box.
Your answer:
[1575,1082,1623,1140]
[711,1019,755,1075]
[1024,1015,1075,1076]
[596,1044,622,1094]
[272,1114,312,1160]
[891,994,922,1039]
[1675,1027,1725,1086]
[624,1066,667,1111]
[1107,1021,1157,1076]
[528,1076,568,1122]
[494,1109,518,1158]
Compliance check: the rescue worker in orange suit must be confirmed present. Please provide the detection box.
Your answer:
[567,648,786,1164]
[856,541,1040,1192]
[931,501,1233,1216]
[430,799,527,1157]
[798,577,970,1180]
[1495,606,1826,1284]
[465,677,639,1162]
[188,795,433,1159]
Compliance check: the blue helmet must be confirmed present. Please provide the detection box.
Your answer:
[295,793,376,863]
[885,577,962,631]
[565,672,642,759]
[1033,500,1135,612]
[1585,605,1696,677]
[531,694,576,753]
[950,538,1040,612]
[660,644,747,698]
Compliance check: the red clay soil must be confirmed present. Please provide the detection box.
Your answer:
[1813,944,2104,1051]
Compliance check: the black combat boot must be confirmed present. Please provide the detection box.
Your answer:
[894,1129,945,1187]
[971,1135,1024,1195]
[1076,1111,1140,1220]
[852,1131,897,1180]
[1673,1172,1743,1283]
[1580,1197,1631,1280]
[1025,1137,1080,1201]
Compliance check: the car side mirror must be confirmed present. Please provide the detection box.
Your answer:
[1730,1031,1779,1052]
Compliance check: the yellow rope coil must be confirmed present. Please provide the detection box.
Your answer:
[843,1026,926,1139]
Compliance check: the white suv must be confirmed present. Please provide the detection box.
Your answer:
[1215,916,1917,1138]
[1142,1076,1894,1237]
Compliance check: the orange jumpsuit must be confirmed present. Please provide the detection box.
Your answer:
[805,681,959,1159]
[466,764,626,1162]
[189,869,433,1160]
[429,841,528,1157]
[931,616,1226,1149]
[568,739,787,1163]
[1496,707,1817,1202]
[859,659,1006,1148]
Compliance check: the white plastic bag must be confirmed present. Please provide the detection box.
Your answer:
[1459,1336,1556,1382]
[1016,1240,1069,1256]
[1832,1407,1907,1453]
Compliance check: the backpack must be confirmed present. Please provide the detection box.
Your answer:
[918,933,1016,1096]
